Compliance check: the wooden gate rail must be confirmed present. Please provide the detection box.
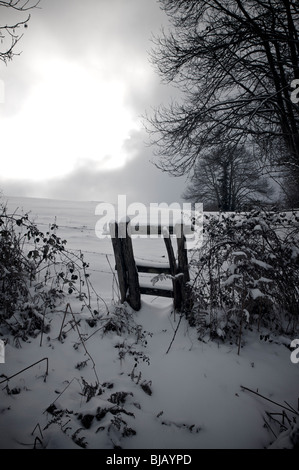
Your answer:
[109,219,190,312]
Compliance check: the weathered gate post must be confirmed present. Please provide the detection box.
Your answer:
[175,223,191,311]
[163,229,182,311]
[122,220,141,311]
[110,219,141,311]
[109,221,127,304]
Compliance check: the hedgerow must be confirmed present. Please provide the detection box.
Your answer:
[187,210,299,350]
[0,203,102,341]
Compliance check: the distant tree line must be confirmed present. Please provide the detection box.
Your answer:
[182,145,274,211]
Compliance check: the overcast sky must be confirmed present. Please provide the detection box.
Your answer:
[0,0,188,205]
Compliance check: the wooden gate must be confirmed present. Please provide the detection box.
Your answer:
[109,219,190,311]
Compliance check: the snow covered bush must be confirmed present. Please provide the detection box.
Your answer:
[187,210,299,348]
[0,204,100,341]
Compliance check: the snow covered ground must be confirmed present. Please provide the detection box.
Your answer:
[0,195,298,451]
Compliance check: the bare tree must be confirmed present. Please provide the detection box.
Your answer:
[146,0,299,199]
[0,0,40,64]
[182,145,274,211]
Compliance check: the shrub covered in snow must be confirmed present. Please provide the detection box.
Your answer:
[187,210,299,349]
[0,204,101,341]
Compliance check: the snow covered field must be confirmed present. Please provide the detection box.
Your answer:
[0,195,298,451]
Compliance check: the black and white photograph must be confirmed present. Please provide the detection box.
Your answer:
[0,0,298,453]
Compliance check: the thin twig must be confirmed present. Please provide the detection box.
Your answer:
[284,400,298,415]
[241,385,299,415]
[263,417,277,439]
[33,436,43,449]
[265,411,288,431]
[31,423,43,439]
[166,314,183,354]
[0,357,49,384]
[80,250,91,308]
[282,410,292,426]
[39,305,47,347]
[58,306,68,342]
[67,303,100,385]
[43,377,78,413]
[106,254,121,302]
